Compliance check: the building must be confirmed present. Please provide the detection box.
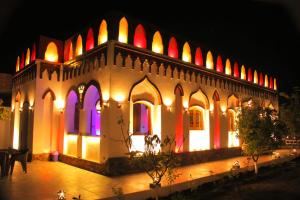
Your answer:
[11,14,278,166]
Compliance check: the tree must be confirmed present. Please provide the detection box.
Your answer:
[236,102,288,174]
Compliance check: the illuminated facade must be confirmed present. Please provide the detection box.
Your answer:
[11,14,278,164]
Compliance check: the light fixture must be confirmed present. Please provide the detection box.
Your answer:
[78,84,85,102]
[209,104,214,113]
[19,107,23,112]
[164,98,172,112]
[57,190,65,200]
[56,99,65,113]
[29,106,33,110]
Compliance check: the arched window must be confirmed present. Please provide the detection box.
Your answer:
[206,50,214,69]
[86,28,94,51]
[44,42,58,62]
[189,107,204,130]
[259,72,264,86]
[247,68,253,82]
[240,65,246,80]
[133,102,151,135]
[195,47,203,66]
[225,58,231,75]
[152,31,163,54]
[25,48,30,65]
[118,17,128,43]
[228,109,235,132]
[227,109,239,147]
[20,53,24,69]
[134,24,147,48]
[31,43,36,62]
[83,85,101,136]
[274,78,277,90]
[182,42,191,63]
[64,40,73,61]
[168,37,178,59]
[75,35,83,56]
[269,76,273,89]
[264,74,269,87]
[216,55,223,73]
[253,70,258,84]
[98,20,108,45]
[16,56,20,72]
[66,90,79,133]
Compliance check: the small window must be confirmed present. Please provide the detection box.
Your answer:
[133,103,151,135]
[189,109,204,130]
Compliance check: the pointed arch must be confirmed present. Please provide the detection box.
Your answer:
[75,35,83,56]
[225,58,231,75]
[269,76,274,89]
[168,37,178,59]
[195,47,203,67]
[25,48,30,65]
[264,74,269,88]
[174,84,184,96]
[247,68,253,82]
[152,31,163,54]
[82,80,103,107]
[31,43,36,62]
[240,65,246,80]
[227,94,239,109]
[189,88,210,109]
[182,42,191,63]
[118,17,128,43]
[98,19,108,45]
[44,42,58,62]
[64,40,73,61]
[253,70,258,84]
[86,28,94,51]
[42,88,56,100]
[16,56,20,72]
[233,62,239,78]
[216,55,223,73]
[206,50,214,69]
[213,90,220,101]
[134,24,147,48]
[128,76,162,104]
[259,72,264,86]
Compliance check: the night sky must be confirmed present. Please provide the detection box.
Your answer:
[0,0,299,93]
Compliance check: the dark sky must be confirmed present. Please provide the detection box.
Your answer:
[0,0,299,92]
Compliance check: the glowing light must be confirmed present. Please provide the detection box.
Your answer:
[152,31,163,54]
[75,35,83,56]
[64,134,78,156]
[56,99,65,113]
[134,24,147,48]
[247,68,252,82]
[189,130,210,151]
[195,47,203,66]
[16,56,20,72]
[44,42,58,62]
[216,55,223,73]
[210,104,214,112]
[25,48,30,65]
[31,43,36,62]
[253,70,258,84]
[206,51,214,69]
[274,78,277,90]
[182,42,191,63]
[221,105,227,115]
[118,17,128,43]
[269,76,273,89]
[114,93,125,103]
[225,58,231,75]
[164,98,172,111]
[102,92,110,101]
[64,40,73,61]
[183,101,189,110]
[264,74,269,88]
[98,20,108,45]
[86,28,94,51]
[240,65,246,80]
[168,37,178,59]
[82,136,100,161]
[130,135,145,152]
[259,72,264,86]
[20,53,24,69]
[233,62,239,78]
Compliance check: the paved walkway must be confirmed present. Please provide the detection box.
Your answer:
[0,149,298,200]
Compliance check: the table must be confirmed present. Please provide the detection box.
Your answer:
[0,149,18,177]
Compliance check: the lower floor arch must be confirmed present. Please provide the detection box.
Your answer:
[188,106,210,151]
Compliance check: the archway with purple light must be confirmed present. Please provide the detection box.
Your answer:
[83,85,101,136]
[66,90,79,133]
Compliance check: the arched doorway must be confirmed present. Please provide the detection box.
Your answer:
[227,94,239,147]
[174,84,184,152]
[213,91,221,149]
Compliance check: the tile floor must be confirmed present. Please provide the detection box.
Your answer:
[0,149,297,200]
